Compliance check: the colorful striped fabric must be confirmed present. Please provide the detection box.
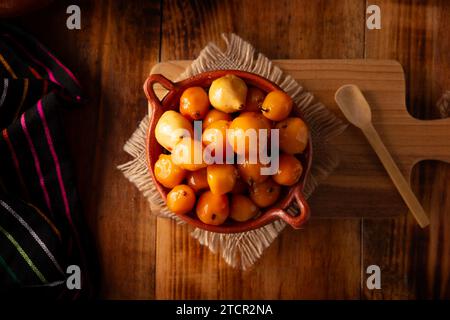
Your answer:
[0,23,93,299]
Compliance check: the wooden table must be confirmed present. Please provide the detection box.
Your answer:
[12,0,450,299]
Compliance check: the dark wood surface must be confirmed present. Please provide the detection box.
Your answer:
[10,0,450,299]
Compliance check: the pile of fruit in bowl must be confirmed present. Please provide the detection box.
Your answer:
[145,70,311,233]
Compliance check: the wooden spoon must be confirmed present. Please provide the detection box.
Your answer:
[335,84,430,228]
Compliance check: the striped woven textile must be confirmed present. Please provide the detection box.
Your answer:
[0,23,92,299]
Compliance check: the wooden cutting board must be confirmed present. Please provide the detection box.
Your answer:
[149,59,450,218]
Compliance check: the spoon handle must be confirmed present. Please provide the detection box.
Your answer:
[361,123,430,228]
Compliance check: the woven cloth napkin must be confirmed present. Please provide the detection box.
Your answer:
[0,23,92,298]
[118,34,348,269]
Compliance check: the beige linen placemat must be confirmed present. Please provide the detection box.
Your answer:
[118,34,347,269]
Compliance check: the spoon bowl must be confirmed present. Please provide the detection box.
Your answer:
[335,84,372,128]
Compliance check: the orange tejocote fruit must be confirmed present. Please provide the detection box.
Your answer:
[202,109,232,129]
[154,154,186,188]
[261,90,293,121]
[196,190,229,225]
[249,178,281,208]
[171,137,207,171]
[166,184,196,215]
[202,120,231,157]
[227,112,272,155]
[275,117,309,154]
[237,157,269,185]
[207,164,238,195]
[273,154,303,186]
[230,194,259,222]
[186,168,208,192]
[179,86,210,121]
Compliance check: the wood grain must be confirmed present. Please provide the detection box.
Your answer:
[8,0,450,299]
[157,0,365,299]
[161,0,364,60]
[363,0,450,299]
[156,219,360,299]
[14,0,161,299]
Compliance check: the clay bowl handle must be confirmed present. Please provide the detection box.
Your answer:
[143,74,177,110]
[260,184,310,229]
[282,186,310,228]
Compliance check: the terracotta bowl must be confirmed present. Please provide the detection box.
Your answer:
[143,70,312,233]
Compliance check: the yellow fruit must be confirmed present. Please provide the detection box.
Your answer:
[230,194,259,222]
[273,154,303,186]
[207,164,237,195]
[249,179,281,208]
[261,90,293,121]
[179,87,210,121]
[155,110,193,151]
[227,112,271,155]
[202,109,232,129]
[167,185,196,215]
[196,191,229,225]
[171,137,207,171]
[275,117,309,154]
[154,154,186,188]
[209,74,247,113]
[186,168,208,192]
